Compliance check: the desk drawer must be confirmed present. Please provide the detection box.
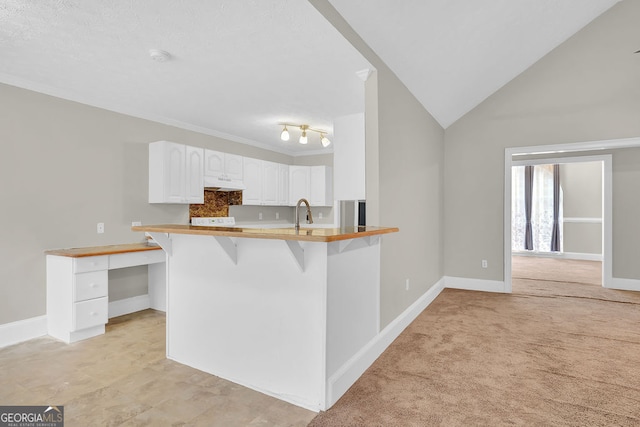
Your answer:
[74,270,108,302]
[109,249,165,269]
[74,256,108,273]
[74,297,108,331]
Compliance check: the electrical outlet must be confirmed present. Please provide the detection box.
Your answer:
[405,279,410,291]
[276,212,280,220]
[97,222,105,234]
[132,221,142,227]
[319,212,323,219]
[259,212,263,220]
[482,260,488,268]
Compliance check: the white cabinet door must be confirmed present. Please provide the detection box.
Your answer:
[225,154,244,181]
[149,141,204,204]
[164,142,186,203]
[205,150,243,182]
[278,164,289,206]
[185,145,204,204]
[262,161,279,205]
[204,149,225,178]
[289,166,310,205]
[243,157,262,205]
[310,166,333,206]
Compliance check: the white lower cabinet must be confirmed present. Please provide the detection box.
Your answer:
[73,270,108,302]
[74,297,108,331]
[46,248,167,344]
[47,255,109,343]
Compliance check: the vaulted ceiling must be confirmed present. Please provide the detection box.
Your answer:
[0,0,621,155]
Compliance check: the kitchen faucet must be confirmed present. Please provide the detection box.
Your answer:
[295,198,314,230]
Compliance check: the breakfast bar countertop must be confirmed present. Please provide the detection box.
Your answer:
[132,224,399,242]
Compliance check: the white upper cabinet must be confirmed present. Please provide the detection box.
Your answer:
[204,149,243,182]
[278,164,289,206]
[149,141,203,204]
[289,166,333,206]
[243,158,287,206]
[289,166,311,205]
[310,166,333,206]
[242,157,262,205]
[224,153,244,181]
[185,145,205,203]
[149,142,332,208]
[262,161,279,206]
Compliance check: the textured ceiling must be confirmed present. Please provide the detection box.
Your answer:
[0,0,371,155]
[0,1,622,154]
[329,0,621,128]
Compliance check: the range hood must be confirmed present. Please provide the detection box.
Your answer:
[203,176,246,191]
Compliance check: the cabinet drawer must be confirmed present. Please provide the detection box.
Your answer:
[74,256,108,273]
[74,270,108,302]
[109,249,165,269]
[74,297,108,331]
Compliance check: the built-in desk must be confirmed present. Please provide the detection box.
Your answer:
[45,243,166,343]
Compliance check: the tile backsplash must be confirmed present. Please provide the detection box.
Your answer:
[189,190,242,220]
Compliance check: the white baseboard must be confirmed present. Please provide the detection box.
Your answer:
[444,276,507,293]
[0,315,47,348]
[605,278,640,291]
[108,294,151,318]
[513,251,602,261]
[561,252,603,261]
[326,278,445,409]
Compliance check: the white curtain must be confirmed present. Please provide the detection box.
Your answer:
[512,165,563,252]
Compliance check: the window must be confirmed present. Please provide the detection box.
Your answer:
[512,164,563,252]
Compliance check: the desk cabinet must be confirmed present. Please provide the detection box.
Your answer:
[46,245,165,343]
[47,256,109,343]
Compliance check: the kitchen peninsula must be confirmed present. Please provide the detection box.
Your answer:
[132,223,398,411]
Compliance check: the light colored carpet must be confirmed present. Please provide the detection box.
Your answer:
[308,257,640,426]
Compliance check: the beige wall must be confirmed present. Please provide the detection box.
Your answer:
[309,0,445,328]
[444,0,640,281]
[0,83,293,325]
[375,68,445,326]
[561,162,602,255]
[293,153,333,166]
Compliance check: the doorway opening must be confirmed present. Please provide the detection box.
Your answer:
[501,137,640,293]
[510,157,606,289]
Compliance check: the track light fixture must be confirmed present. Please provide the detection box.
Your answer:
[279,123,331,147]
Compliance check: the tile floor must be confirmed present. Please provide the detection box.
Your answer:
[0,310,316,426]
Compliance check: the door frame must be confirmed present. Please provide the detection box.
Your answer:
[503,137,640,293]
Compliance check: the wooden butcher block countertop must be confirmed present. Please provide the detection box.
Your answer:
[132,224,399,243]
[45,242,162,258]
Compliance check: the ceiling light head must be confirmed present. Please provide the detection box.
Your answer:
[149,49,171,62]
[299,125,309,145]
[320,133,331,148]
[280,125,290,141]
